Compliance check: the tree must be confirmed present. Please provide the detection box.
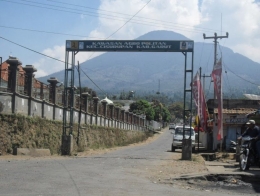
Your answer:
[161,107,171,122]
[150,100,171,123]
[168,102,184,121]
[129,99,154,121]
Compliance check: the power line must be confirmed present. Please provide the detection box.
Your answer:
[74,0,152,94]
[206,43,213,73]
[106,0,151,40]
[78,68,106,94]
[217,41,260,87]
[0,25,105,39]
[217,43,232,93]
[0,35,169,94]
[198,41,205,67]
[1,0,220,34]
[0,35,106,93]
[0,36,65,63]
[81,0,152,64]
[47,0,218,33]
[205,80,212,99]
[222,62,260,86]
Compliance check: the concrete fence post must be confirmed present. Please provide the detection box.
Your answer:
[23,65,37,116]
[121,109,125,129]
[101,99,107,127]
[93,97,99,125]
[115,107,120,128]
[108,103,114,127]
[82,92,90,124]
[129,112,133,130]
[47,77,59,120]
[6,57,22,114]
[125,111,129,130]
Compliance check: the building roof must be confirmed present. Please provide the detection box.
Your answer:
[100,97,113,104]
[244,94,260,100]
[214,108,257,114]
[1,61,46,89]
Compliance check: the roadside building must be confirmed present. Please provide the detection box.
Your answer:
[207,99,259,151]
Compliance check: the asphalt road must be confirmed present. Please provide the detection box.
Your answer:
[0,128,255,196]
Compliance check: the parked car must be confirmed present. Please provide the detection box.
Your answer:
[171,126,196,152]
[169,123,175,130]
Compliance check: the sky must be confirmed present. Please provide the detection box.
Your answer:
[1,0,260,80]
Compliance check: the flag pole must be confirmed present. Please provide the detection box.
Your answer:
[197,67,202,153]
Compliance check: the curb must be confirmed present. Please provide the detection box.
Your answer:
[13,148,51,157]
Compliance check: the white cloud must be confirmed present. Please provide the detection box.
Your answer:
[33,45,103,78]
[34,0,260,78]
[33,45,65,78]
[94,0,202,40]
[197,0,260,62]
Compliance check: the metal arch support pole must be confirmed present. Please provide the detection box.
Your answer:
[63,51,69,136]
[182,50,194,160]
[69,52,76,135]
[190,51,194,133]
[0,57,2,89]
[62,50,76,155]
[182,52,187,139]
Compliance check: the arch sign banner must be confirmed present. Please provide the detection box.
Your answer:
[66,40,194,52]
[63,39,194,159]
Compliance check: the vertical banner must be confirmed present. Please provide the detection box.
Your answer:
[211,58,223,141]
[192,71,207,132]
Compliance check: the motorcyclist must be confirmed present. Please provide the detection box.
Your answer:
[238,119,260,157]
[256,131,260,158]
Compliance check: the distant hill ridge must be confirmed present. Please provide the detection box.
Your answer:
[38,30,260,97]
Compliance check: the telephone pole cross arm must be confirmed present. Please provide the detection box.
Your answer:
[203,32,229,66]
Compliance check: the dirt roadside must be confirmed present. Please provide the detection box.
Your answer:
[0,130,234,180]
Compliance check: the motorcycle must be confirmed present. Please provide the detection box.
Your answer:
[229,140,237,152]
[239,136,260,171]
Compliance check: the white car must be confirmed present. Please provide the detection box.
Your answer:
[171,126,196,152]
[169,123,175,130]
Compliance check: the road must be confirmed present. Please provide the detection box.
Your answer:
[0,128,256,196]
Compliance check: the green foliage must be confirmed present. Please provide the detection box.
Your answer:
[129,99,171,122]
[129,99,154,121]
[168,102,184,120]
[161,107,171,122]
[145,107,155,121]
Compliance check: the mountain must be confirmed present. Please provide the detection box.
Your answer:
[38,30,260,98]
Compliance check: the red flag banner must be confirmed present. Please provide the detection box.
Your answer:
[211,58,223,141]
[192,71,207,132]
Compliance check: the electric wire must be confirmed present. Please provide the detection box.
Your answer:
[5,0,254,96]
[205,81,212,100]
[1,0,155,95]
[0,36,106,94]
[222,61,260,86]
[203,43,213,97]
[74,0,152,97]
[81,0,152,67]
[206,43,214,73]
[198,41,205,72]
[217,41,260,87]
[217,43,232,94]
[0,25,105,39]
[46,0,218,33]
[106,0,151,40]
[0,0,219,34]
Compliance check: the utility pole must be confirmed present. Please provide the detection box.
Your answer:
[203,32,229,69]
[203,32,228,151]
[202,73,212,98]
[0,57,2,89]
[197,69,211,153]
